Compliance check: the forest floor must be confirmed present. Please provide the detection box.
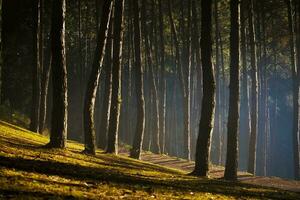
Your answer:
[120,152,300,193]
[0,120,299,199]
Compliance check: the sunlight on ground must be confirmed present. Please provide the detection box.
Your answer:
[0,120,298,199]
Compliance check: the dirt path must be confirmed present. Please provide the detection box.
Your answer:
[121,151,300,193]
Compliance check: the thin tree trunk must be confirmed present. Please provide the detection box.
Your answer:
[106,0,125,154]
[224,0,240,181]
[247,0,258,174]
[83,0,113,155]
[141,0,160,154]
[98,19,113,150]
[30,0,41,133]
[48,0,67,148]
[130,0,146,159]
[39,34,51,133]
[239,0,250,171]
[158,0,166,154]
[193,0,215,177]
[213,0,222,165]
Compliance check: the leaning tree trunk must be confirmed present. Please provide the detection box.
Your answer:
[30,0,41,133]
[224,0,240,181]
[106,0,125,154]
[192,0,215,177]
[247,0,258,175]
[130,0,146,159]
[83,0,113,155]
[48,0,68,148]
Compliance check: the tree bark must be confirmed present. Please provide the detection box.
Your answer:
[247,0,258,175]
[48,0,67,148]
[130,0,146,159]
[213,0,222,165]
[192,0,215,177]
[83,0,113,155]
[239,0,250,171]
[106,0,125,154]
[158,0,166,154]
[30,0,41,133]
[224,0,240,181]
[97,19,113,150]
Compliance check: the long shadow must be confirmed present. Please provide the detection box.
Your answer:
[0,136,43,150]
[1,135,180,176]
[94,153,181,175]
[0,188,80,200]
[0,155,298,199]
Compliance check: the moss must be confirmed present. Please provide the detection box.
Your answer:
[0,120,299,199]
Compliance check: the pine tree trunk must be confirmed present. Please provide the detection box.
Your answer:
[39,0,52,133]
[48,0,67,148]
[130,0,146,159]
[141,0,160,154]
[247,0,258,174]
[106,0,125,154]
[30,0,41,133]
[239,0,250,171]
[83,0,113,155]
[158,0,166,154]
[97,20,113,150]
[224,0,240,181]
[213,0,222,165]
[39,34,51,133]
[193,0,215,177]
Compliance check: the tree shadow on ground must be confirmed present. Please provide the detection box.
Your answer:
[0,155,299,200]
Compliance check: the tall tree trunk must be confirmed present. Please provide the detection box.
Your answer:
[39,32,51,133]
[130,0,146,159]
[158,0,166,154]
[83,0,113,155]
[48,0,67,148]
[192,0,215,177]
[239,0,250,171]
[39,0,51,133]
[224,0,240,181]
[247,0,258,174]
[30,0,41,133]
[141,0,160,154]
[97,20,113,150]
[213,0,222,165]
[106,0,125,154]
[191,0,202,160]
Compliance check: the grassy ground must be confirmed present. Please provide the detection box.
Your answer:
[0,121,299,199]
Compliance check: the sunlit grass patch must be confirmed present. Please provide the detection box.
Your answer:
[0,120,299,199]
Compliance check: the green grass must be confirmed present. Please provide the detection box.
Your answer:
[0,120,299,199]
